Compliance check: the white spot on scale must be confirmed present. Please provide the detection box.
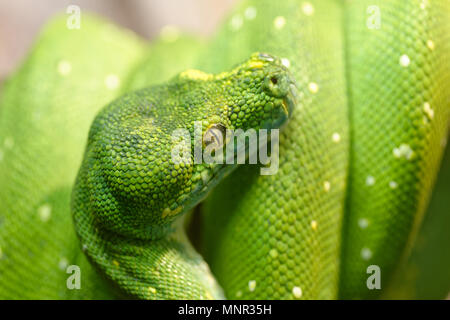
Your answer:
[281,58,291,68]
[273,16,286,29]
[57,60,72,76]
[308,82,319,93]
[104,74,120,90]
[393,144,414,160]
[244,6,257,20]
[310,220,318,230]
[423,102,434,120]
[365,175,375,186]
[248,280,256,292]
[292,286,303,299]
[59,257,69,270]
[389,181,398,189]
[420,0,428,10]
[399,54,410,67]
[332,132,341,143]
[4,137,14,149]
[358,218,369,229]
[323,181,331,192]
[361,247,372,260]
[236,290,243,298]
[230,14,243,31]
[426,40,435,50]
[301,2,314,16]
[38,204,52,222]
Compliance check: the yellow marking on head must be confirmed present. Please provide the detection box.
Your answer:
[248,60,264,69]
[180,69,213,81]
[281,100,289,116]
[113,260,120,266]
[130,117,156,136]
[162,206,183,218]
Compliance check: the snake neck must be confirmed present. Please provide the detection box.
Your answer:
[72,165,224,299]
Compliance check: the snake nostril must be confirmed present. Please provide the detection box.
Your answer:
[270,77,278,85]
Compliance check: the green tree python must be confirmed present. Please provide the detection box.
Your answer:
[0,0,449,299]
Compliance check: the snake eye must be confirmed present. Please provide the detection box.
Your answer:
[203,123,227,149]
[263,73,289,98]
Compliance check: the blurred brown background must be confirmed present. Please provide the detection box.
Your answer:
[0,0,238,80]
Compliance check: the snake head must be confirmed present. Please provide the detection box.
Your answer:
[77,53,297,240]
[217,52,297,132]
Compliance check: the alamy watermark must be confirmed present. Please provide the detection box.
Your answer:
[171,122,280,175]
[66,265,81,290]
[366,265,381,290]
[66,5,81,29]
[366,5,381,30]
